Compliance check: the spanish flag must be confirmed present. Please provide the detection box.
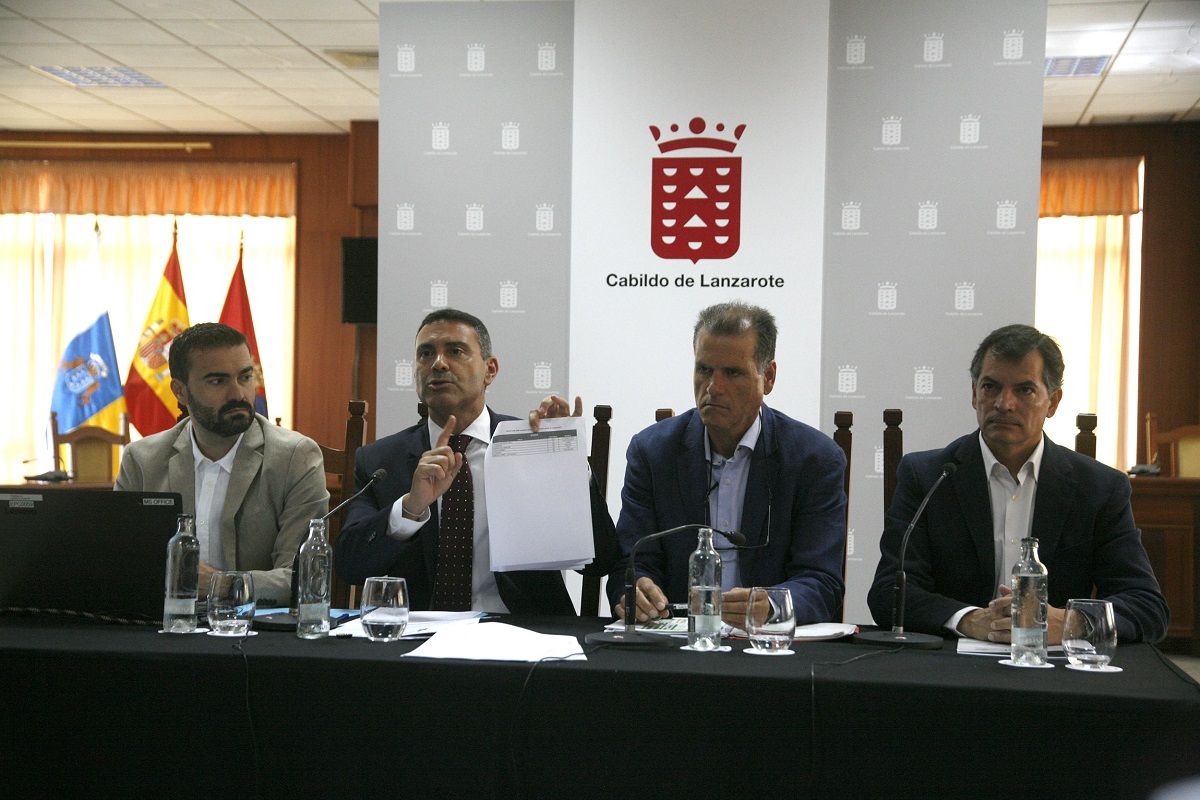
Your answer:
[124,224,190,436]
[218,237,268,417]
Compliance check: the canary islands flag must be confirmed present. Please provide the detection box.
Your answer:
[50,222,127,434]
[124,225,190,436]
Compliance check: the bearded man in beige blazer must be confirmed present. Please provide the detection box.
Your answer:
[116,322,328,606]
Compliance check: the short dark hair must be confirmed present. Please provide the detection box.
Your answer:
[169,322,248,383]
[417,308,493,358]
[969,324,1064,393]
[693,302,777,372]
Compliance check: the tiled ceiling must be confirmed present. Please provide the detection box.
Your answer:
[0,0,1196,134]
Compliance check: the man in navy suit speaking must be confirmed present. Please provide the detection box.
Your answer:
[607,302,847,627]
[336,309,616,614]
[868,324,1168,643]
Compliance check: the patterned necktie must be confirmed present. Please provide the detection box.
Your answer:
[432,434,474,611]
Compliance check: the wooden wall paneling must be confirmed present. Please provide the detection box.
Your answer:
[0,131,360,453]
[349,121,380,443]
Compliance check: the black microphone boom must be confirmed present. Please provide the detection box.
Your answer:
[584,523,745,647]
[856,462,957,650]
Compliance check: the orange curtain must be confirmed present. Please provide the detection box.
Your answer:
[1039,157,1140,218]
[0,161,296,217]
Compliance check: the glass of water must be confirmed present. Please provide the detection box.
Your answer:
[206,571,255,636]
[360,577,409,642]
[1062,599,1118,670]
[744,587,795,655]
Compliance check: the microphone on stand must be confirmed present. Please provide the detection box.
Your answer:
[584,523,746,647]
[256,469,389,630]
[856,462,956,650]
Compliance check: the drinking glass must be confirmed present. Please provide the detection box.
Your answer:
[744,587,795,655]
[207,571,255,636]
[1062,598,1118,671]
[360,577,409,642]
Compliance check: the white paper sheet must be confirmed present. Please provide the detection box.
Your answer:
[484,417,594,571]
[957,638,1065,656]
[330,610,483,639]
[402,621,586,662]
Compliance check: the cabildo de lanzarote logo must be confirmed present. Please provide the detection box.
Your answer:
[650,116,745,263]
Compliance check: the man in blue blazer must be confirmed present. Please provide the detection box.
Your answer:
[607,302,847,626]
[868,324,1168,644]
[336,309,616,615]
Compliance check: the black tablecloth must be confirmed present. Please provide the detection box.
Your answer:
[2,615,1197,799]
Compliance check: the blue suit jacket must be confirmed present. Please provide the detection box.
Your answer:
[335,410,617,615]
[867,432,1169,643]
[607,406,847,624]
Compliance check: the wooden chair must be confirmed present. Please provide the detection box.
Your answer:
[50,411,130,483]
[1074,413,1097,459]
[882,408,903,513]
[1146,412,1200,477]
[655,408,674,422]
[580,405,613,617]
[321,400,368,608]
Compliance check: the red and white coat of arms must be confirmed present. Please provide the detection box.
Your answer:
[650,117,745,263]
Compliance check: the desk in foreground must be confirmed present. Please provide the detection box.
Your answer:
[2,616,1197,799]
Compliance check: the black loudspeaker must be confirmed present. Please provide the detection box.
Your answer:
[341,237,378,324]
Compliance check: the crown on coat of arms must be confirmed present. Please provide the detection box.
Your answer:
[649,116,745,154]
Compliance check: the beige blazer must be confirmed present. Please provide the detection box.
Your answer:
[115,414,329,606]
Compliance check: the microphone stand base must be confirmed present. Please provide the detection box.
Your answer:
[585,630,674,647]
[854,629,943,649]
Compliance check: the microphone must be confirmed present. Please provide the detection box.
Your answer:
[279,468,388,621]
[856,462,956,649]
[22,453,70,483]
[584,523,746,647]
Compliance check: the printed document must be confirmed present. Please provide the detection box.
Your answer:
[484,416,594,571]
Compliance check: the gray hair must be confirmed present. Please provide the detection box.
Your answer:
[693,302,777,372]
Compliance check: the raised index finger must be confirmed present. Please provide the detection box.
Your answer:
[434,415,457,448]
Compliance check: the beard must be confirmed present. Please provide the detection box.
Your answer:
[191,399,254,438]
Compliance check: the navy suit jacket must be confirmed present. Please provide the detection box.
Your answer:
[607,406,847,624]
[335,410,618,615]
[867,432,1169,643]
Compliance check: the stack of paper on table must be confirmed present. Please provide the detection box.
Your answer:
[331,610,483,639]
[403,622,586,662]
[484,417,594,571]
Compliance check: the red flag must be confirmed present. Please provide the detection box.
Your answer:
[124,225,189,436]
[219,240,268,417]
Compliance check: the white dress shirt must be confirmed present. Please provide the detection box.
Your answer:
[944,432,1044,633]
[385,410,507,613]
[703,413,762,591]
[189,422,245,569]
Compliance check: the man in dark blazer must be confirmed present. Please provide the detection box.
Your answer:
[607,302,846,626]
[336,309,616,615]
[868,324,1168,644]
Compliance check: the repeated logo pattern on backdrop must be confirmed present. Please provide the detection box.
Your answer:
[822,1,1046,624]
[377,2,575,434]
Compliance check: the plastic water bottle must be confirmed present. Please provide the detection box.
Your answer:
[163,514,199,633]
[687,526,723,651]
[296,518,331,639]
[1011,536,1048,666]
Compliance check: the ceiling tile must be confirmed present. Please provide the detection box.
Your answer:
[247,117,346,133]
[1182,105,1200,120]
[1088,88,1200,112]
[242,67,361,89]
[203,46,329,69]
[138,68,260,88]
[84,86,200,106]
[115,0,257,20]
[306,104,379,122]
[1044,75,1103,96]
[236,0,375,22]
[1042,93,1092,112]
[270,21,377,47]
[0,84,115,104]
[74,118,173,132]
[273,87,376,105]
[1047,2,1144,30]
[0,102,79,123]
[176,87,293,107]
[1100,72,1200,93]
[90,45,224,68]
[1042,110,1084,126]
[1045,30,1130,56]
[133,104,236,122]
[1109,51,1200,73]
[0,65,68,87]
[0,0,135,19]
[156,21,293,47]
[1137,1,1200,27]
[1123,26,1200,52]
[0,20,72,44]
[38,104,156,121]
[157,118,259,133]
[0,44,115,65]
[233,105,325,123]
[346,70,378,91]
[37,20,184,45]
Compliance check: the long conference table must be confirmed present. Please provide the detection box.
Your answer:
[2,615,1197,800]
